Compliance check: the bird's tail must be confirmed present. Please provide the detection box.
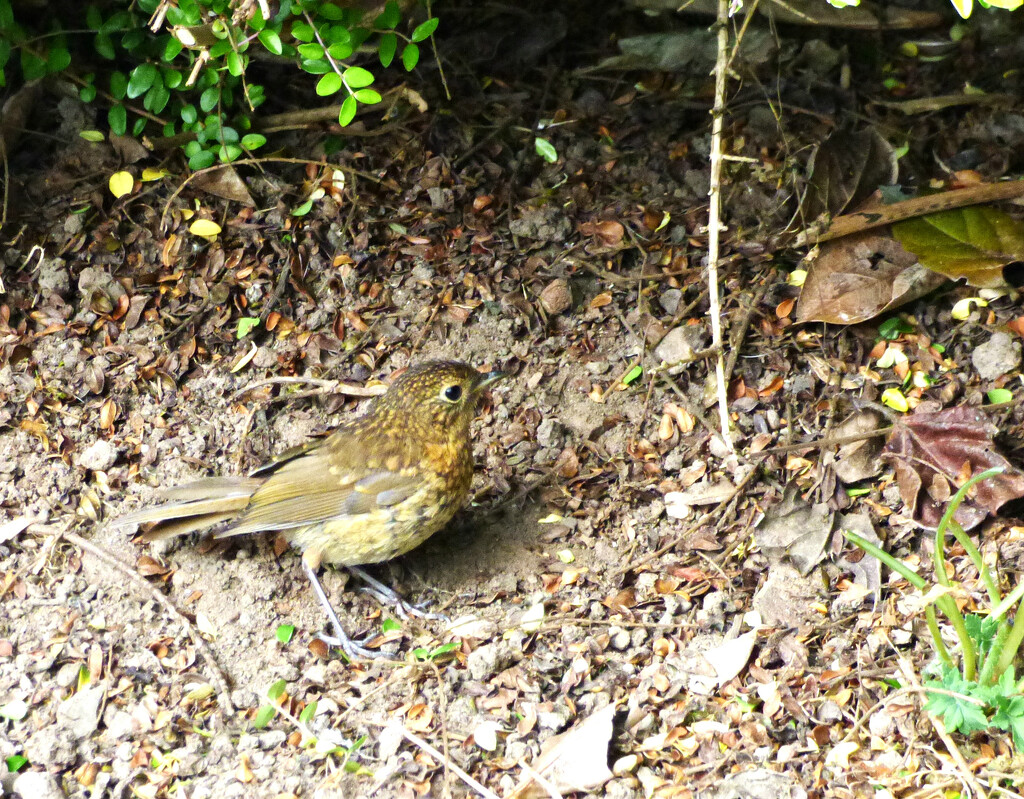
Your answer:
[112,477,263,541]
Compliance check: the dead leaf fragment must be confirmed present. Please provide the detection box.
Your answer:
[797,231,945,324]
[509,703,616,798]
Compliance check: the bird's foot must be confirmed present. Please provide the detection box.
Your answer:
[347,565,448,622]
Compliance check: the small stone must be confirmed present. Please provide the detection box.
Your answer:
[972,331,1021,380]
[653,325,707,371]
[539,279,572,315]
[57,686,105,740]
[467,642,514,681]
[77,440,117,472]
[612,754,639,776]
[536,418,565,448]
[659,289,682,315]
[12,771,66,799]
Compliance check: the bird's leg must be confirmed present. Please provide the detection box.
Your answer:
[301,559,379,659]
[346,565,447,622]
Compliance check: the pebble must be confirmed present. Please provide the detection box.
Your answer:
[12,771,66,799]
[972,331,1021,380]
[77,440,117,472]
[653,326,706,371]
[659,289,682,315]
[56,685,104,740]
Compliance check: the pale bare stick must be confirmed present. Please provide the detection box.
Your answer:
[30,523,235,717]
[705,0,734,452]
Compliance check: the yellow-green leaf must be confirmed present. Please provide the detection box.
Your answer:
[892,205,1024,289]
[189,219,222,239]
[108,171,134,198]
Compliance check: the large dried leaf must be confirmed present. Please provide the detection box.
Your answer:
[804,129,897,221]
[796,231,946,324]
[755,487,833,574]
[509,703,616,798]
[892,205,1024,289]
[882,405,1024,530]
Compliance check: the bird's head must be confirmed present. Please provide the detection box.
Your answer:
[374,360,505,437]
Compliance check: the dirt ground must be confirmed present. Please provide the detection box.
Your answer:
[3,3,1024,798]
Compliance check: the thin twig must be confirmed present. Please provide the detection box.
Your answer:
[400,728,500,799]
[705,0,734,451]
[229,376,386,402]
[30,523,235,717]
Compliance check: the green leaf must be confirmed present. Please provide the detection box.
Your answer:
[180,104,198,124]
[291,21,314,41]
[325,25,351,46]
[380,618,401,634]
[219,144,242,162]
[300,59,331,74]
[878,317,913,340]
[534,137,558,163]
[292,199,314,216]
[338,95,357,126]
[21,50,47,81]
[316,73,342,96]
[47,46,71,73]
[163,37,184,61]
[110,71,128,99]
[326,42,353,60]
[410,17,439,43]
[258,29,283,55]
[318,3,344,19]
[378,32,397,67]
[343,66,374,88]
[200,87,221,112]
[375,0,401,28]
[275,624,295,643]
[249,9,267,30]
[298,700,317,723]
[79,130,104,142]
[209,39,233,59]
[353,89,381,104]
[127,63,158,98]
[987,388,1014,405]
[121,29,145,52]
[80,85,98,103]
[227,51,246,76]
[5,755,28,773]
[101,10,132,34]
[252,704,276,728]
[94,33,116,60]
[132,117,146,137]
[241,133,266,150]
[622,365,643,386]
[108,104,127,136]
[401,43,419,71]
[297,42,324,60]
[163,68,183,89]
[188,149,216,171]
[267,679,288,701]
[87,6,103,30]
[144,84,171,114]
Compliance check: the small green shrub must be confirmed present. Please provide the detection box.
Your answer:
[847,468,1024,749]
[0,0,437,169]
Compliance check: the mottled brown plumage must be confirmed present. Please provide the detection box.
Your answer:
[114,360,504,656]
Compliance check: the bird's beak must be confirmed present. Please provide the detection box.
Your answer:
[474,369,507,392]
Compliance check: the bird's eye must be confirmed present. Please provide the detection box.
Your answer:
[442,384,463,403]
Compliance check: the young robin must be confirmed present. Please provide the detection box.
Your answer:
[113,360,506,657]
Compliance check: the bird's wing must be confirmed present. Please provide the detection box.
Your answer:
[213,432,423,539]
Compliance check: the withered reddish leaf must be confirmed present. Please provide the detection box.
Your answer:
[882,405,1024,530]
